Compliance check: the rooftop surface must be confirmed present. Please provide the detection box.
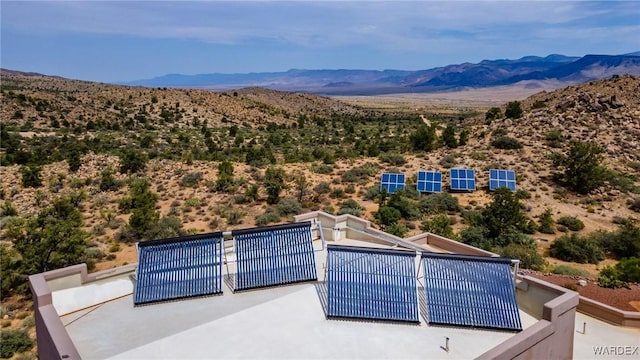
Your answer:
[54,238,538,359]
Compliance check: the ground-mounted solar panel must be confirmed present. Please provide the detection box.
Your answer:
[380,173,406,193]
[134,233,224,306]
[449,168,476,191]
[416,170,442,193]
[489,169,517,192]
[421,253,522,331]
[326,245,419,323]
[233,221,317,291]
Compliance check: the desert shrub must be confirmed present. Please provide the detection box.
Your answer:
[19,164,42,188]
[0,329,33,358]
[264,167,286,204]
[551,265,590,277]
[460,226,490,250]
[550,234,604,264]
[119,148,147,174]
[498,243,546,271]
[439,154,457,169]
[485,107,502,123]
[531,100,546,110]
[341,163,377,183]
[277,198,302,216]
[515,189,531,200]
[594,219,640,259]
[180,172,202,188]
[255,208,281,227]
[99,168,121,192]
[379,153,407,166]
[522,219,538,234]
[551,140,606,194]
[243,184,259,202]
[364,186,381,201]
[491,136,523,149]
[537,208,555,234]
[375,206,401,226]
[313,181,331,196]
[329,188,345,199]
[410,125,437,151]
[387,193,421,220]
[614,257,640,283]
[598,266,627,289]
[557,216,585,231]
[338,199,364,217]
[421,214,456,239]
[0,201,17,217]
[628,198,640,212]
[505,101,523,119]
[419,192,459,214]
[386,223,408,237]
[310,164,333,174]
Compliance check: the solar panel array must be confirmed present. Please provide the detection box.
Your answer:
[421,253,522,331]
[449,168,476,191]
[326,245,419,323]
[416,171,442,193]
[489,169,517,192]
[380,173,406,193]
[233,222,317,291]
[134,233,224,306]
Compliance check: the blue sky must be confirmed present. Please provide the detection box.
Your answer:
[2,1,639,83]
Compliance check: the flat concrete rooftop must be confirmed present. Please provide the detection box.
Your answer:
[54,237,538,359]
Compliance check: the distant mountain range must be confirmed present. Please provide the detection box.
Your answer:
[124,52,638,95]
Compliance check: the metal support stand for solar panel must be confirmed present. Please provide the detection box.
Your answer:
[441,337,450,352]
[222,231,234,290]
[511,259,520,285]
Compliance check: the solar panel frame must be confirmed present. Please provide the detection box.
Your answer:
[232,222,317,291]
[421,253,522,331]
[326,245,419,323]
[416,170,442,193]
[380,172,406,193]
[489,169,517,192]
[134,232,224,306]
[449,168,476,191]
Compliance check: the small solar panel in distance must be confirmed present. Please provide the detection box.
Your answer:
[417,171,442,193]
[489,169,517,192]
[380,173,406,193]
[449,168,476,191]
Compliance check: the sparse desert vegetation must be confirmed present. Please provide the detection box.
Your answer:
[1,71,639,357]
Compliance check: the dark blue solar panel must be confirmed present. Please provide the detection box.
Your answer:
[134,233,224,306]
[380,173,406,193]
[326,245,419,323]
[417,171,442,193]
[489,169,517,191]
[422,253,522,331]
[233,222,317,291]
[449,168,476,191]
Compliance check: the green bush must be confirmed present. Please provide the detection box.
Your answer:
[338,199,364,217]
[341,163,377,183]
[255,208,281,227]
[421,214,456,240]
[485,107,502,122]
[551,140,606,194]
[615,257,640,283]
[375,206,401,226]
[595,219,640,259]
[515,189,531,200]
[379,153,407,166]
[277,198,302,216]
[557,216,585,231]
[505,101,523,119]
[537,208,555,234]
[439,154,457,169]
[549,234,604,264]
[0,329,33,358]
[498,243,546,271]
[180,172,202,188]
[386,223,408,237]
[551,265,590,277]
[598,266,627,289]
[419,192,459,214]
[491,136,523,149]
